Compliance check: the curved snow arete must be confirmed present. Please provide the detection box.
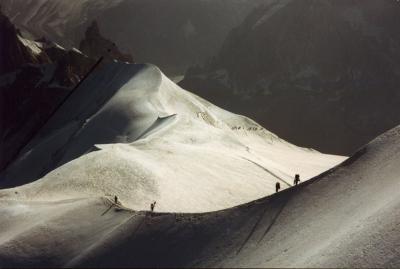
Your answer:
[74,126,400,268]
[0,126,399,267]
[0,62,344,213]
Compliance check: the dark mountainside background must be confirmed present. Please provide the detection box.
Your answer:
[1,0,267,76]
[181,0,400,155]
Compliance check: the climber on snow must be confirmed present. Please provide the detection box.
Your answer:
[275,182,281,193]
[150,201,157,212]
[294,174,301,186]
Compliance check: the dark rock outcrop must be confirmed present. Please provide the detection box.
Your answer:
[0,8,49,74]
[0,9,96,172]
[79,21,133,63]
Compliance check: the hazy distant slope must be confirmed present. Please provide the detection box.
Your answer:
[181,0,400,155]
[1,62,344,213]
[1,0,268,74]
[0,0,122,43]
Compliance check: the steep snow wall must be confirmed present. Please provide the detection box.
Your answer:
[0,63,344,213]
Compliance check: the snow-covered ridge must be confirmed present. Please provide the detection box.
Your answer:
[0,122,398,267]
[1,63,345,213]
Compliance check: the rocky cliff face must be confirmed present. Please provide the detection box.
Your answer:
[181,0,400,155]
[0,9,96,171]
[0,9,49,74]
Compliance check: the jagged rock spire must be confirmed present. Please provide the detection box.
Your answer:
[79,20,133,63]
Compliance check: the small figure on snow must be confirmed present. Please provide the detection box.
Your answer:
[150,201,157,212]
[275,182,281,193]
[294,174,301,186]
[114,195,119,204]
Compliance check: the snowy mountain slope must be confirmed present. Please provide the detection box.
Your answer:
[0,124,399,267]
[85,125,399,268]
[1,62,344,213]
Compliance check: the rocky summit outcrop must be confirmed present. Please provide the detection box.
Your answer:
[181,0,400,155]
[79,21,133,63]
[0,9,95,172]
[0,7,49,74]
